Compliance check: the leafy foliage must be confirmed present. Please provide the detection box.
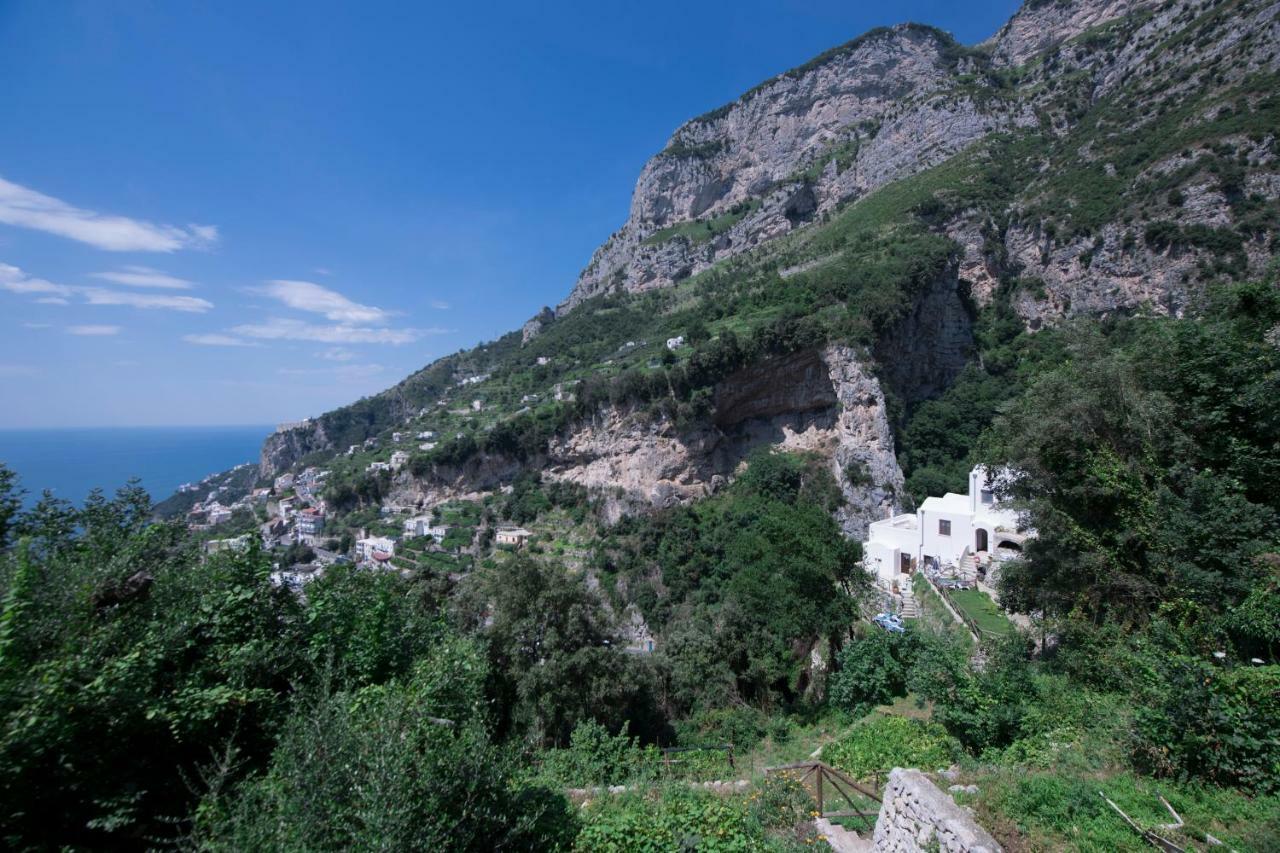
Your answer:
[825,715,959,780]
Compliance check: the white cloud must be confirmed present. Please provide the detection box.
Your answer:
[260,279,388,324]
[0,262,72,297]
[232,317,429,344]
[183,333,261,347]
[0,175,218,252]
[80,287,213,312]
[430,299,450,310]
[2,262,211,311]
[67,324,121,336]
[318,347,356,361]
[90,265,194,289]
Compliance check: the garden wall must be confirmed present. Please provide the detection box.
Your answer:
[872,768,1000,852]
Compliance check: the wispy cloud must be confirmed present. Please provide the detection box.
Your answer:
[279,363,386,381]
[318,347,356,361]
[90,265,194,289]
[0,176,218,252]
[260,279,389,324]
[1,262,212,312]
[21,322,51,329]
[67,324,121,336]
[183,333,261,347]
[81,287,212,312]
[231,317,435,345]
[430,299,450,310]
[0,262,72,297]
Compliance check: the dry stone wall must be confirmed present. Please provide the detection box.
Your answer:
[872,769,1001,853]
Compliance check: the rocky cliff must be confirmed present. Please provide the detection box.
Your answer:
[559,0,1279,327]
[561,23,1030,309]
[558,0,1161,311]
[537,345,903,537]
[245,0,1280,534]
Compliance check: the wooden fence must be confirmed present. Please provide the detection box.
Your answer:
[764,761,882,832]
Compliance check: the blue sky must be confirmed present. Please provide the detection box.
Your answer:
[0,0,1020,427]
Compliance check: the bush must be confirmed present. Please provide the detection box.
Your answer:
[825,715,959,779]
[827,630,912,714]
[539,720,655,787]
[1134,661,1280,793]
[574,785,822,852]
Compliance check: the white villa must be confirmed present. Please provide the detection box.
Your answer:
[862,466,1028,592]
[495,527,532,548]
[403,516,450,541]
[355,536,396,563]
[390,450,411,470]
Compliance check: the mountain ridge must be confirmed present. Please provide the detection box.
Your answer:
[213,0,1279,536]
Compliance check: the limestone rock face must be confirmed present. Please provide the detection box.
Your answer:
[540,345,903,536]
[561,25,1036,310]
[988,0,1142,68]
[260,422,330,479]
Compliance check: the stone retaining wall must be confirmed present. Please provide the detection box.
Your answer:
[872,768,1000,852]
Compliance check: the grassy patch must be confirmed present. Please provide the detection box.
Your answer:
[912,573,976,649]
[976,768,1280,852]
[949,588,1015,636]
[642,199,762,247]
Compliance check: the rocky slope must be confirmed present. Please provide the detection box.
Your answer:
[248,0,1280,536]
[559,0,1279,323]
[557,0,1143,311]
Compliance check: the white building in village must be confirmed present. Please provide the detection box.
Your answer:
[355,536,396,564]
[402,515,449,541]
[862,466,1029,592]
[495,527,532,548]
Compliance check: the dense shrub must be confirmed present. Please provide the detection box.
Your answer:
[825,715,959,779]
[827,629,914,714]
[1134,661,1280,794]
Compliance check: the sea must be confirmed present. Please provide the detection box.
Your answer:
[0,426,273,509]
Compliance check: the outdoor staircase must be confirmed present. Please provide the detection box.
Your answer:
[813,818,873,852]
[958,552,979,583]
[899,589,919,620]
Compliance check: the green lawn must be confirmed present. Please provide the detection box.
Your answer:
[949,588,1015,636]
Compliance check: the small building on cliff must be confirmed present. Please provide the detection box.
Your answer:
[862,466,1028,591]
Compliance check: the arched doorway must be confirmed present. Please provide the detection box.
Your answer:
[995,538,1022,553]
[975,528,989,553]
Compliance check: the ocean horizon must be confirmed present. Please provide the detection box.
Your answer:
[0,425,273,509]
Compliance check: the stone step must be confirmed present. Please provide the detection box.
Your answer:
[812,817,874,853]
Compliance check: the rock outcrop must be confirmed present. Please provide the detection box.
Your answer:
[260,421,331,479]
[541,345,903,536]
[561,24,1036,309]
[988,0,1142,67]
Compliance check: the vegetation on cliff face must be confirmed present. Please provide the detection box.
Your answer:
[5,1,1280,848]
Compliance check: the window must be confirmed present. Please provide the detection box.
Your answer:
[980,489,994,505]
[938,519,951,536]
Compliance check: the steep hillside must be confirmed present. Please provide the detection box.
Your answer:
[251,0,1280,535]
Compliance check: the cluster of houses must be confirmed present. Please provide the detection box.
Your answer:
[186,487,259,530]
[366,450,410,474]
